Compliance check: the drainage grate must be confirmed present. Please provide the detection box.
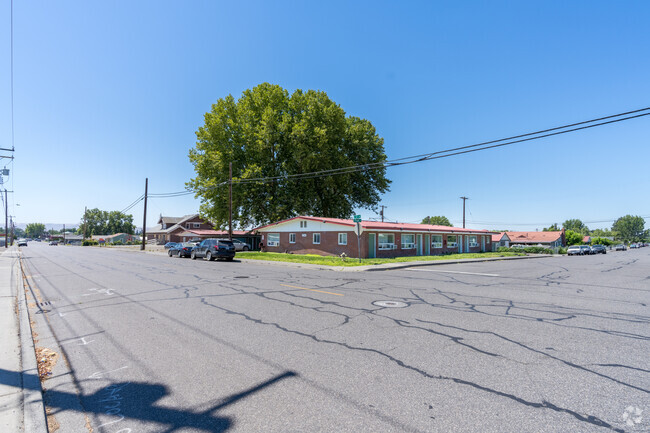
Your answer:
[39,301,52,307]
[372,300,408,308]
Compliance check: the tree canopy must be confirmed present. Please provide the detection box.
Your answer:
[78,209,135,236]
[25,223,46,238]
[562,219,589,235]
[612,215,646,243]
[565,230,583,246]
[543,223,559,231]
[188,83,391,229]
[421,216,452,226]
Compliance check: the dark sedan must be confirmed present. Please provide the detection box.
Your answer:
[191,238,236,261]
[168,242,196,258]
[590,244,607,254]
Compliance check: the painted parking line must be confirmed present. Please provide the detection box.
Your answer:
[280,284,344,296]
[408,269,500,277]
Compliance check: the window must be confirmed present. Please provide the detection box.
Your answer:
[313,233,321,244]
[289,233,296,243]
[193,223,200,228]
[431,235,443,248]
[401,234,415,249]
[378,233,395,250]
[338,233,347,245]
[267,233,280,247]
[469,236,478,247]
[300,221,308,228]
[447,235,458,247]
[186,223,191,229]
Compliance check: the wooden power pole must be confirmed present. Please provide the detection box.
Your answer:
[141,178,148,250]
[228,162,232,241]
[460,196,469,228]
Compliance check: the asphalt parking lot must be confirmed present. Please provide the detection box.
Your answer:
[18,244,650,432]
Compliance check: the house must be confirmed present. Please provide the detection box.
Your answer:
[491,232,511,250]
[254,216,493,258]
[147,215,260,248]
[506,230,565,248]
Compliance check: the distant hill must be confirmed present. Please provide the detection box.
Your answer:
[15,223,79,231]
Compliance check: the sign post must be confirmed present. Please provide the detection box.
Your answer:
[353,215,363,263]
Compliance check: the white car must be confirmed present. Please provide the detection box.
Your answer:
[230,239,251,251]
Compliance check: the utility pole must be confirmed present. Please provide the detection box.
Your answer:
[83,206,87,240]
[63,224,66,244]
[460,196,469,228]
[4,189,7,248]
[380,205,388,223]
[141,178,148,250]
[228,162,232,241]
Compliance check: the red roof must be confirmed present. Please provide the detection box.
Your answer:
[255,216,490,234]
[180,229,250,236]
[507,231,563,244]
[492,232,509,242]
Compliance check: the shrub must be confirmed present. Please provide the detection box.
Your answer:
[112,240,124,246]
[82,239,98,246]
[557,247,567,255]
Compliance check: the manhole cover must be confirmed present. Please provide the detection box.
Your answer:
[372,300,408,308]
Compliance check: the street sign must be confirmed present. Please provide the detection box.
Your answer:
[353,215,361,222]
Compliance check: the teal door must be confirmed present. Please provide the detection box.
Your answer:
[368,234,376,258]
[416,234,423,256]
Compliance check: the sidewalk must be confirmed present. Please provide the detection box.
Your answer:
[0,246,48,433]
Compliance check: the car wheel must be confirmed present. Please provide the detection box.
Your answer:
[226,257,234,261]
[168,250,173,257]
[191,251,196,260]
[243,246,249,251]
[206,251,213,261]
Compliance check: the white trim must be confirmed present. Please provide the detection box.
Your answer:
[338,233,347,245]
[313,233,321,244]
[289,233,296,243]
[267,233,280,247]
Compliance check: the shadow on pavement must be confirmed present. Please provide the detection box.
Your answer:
[0,367,297,432]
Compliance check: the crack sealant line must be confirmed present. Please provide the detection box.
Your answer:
[17,253,48,433]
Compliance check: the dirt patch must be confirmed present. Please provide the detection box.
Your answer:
[46,407,60,432]
[35,347,59,381]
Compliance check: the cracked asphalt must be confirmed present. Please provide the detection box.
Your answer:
[21,244,649,432]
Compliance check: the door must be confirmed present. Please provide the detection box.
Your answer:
[368,234,376,259]
[416,234,423,256]
[425,235,430,255]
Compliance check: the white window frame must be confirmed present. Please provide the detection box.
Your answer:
[313,233,321,244]
[431,235,443,248]
[469,235,478,248]
[378,233,396,250]
[447,235,458,248]
[193,222,200,229]
[338,233,347,245]
[289,233,296,243]
[267,233,280,247]
[401,234,415,249]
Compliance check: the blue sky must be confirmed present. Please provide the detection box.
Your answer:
[1,1,649,231]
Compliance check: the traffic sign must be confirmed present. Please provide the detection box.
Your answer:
[353,215,361,222]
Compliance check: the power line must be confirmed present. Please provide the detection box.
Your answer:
[124,107,650,210]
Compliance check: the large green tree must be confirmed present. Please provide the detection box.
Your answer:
[25,223,46,238]
[543,223,559,231]
[563,219,589,235]
[78,209,134,236]
[612,215,645,243]
[565,229,583,246]
[421,216,452,226]
[188,83,391,228]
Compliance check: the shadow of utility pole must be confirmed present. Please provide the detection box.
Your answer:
[0,367,297,432]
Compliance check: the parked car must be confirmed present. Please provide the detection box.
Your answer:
[590,244,607,254]
[629,243,638,249]
[17,239,28,247]
[231,239,251,251]
[615,244,627,251]
[191,238,236,261]
[168,242,195,258]
[49,241,58,246]
[567,246,583,256]
[164,242,179,249]
[579,245,592,255]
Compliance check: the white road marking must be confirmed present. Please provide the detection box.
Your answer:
[409,268,500,277]
[88,366,129,379]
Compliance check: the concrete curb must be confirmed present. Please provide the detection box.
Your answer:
[16,251,49,433]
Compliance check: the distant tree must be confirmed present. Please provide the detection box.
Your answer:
[48,229,61,235]
[563,219,589,235]
[565,230,583,246]
[543,223,559,231]
[79,208,134,236]
[591,228,613,238]
[25,223,46,238]
[421,216,452,226]
[612,215,645,243]
[188,83,391,229]
[590,237,613,246]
